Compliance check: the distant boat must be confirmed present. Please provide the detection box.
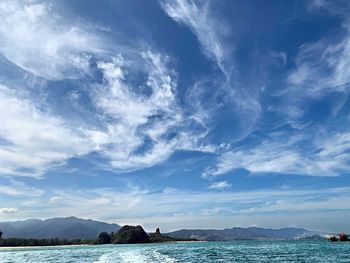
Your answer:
[328,233,349,242]
[328,236,338,242]
[339,233,349,242]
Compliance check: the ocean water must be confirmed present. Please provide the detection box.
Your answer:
[0,240,349,262]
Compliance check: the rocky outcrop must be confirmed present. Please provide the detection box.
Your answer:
[112,225,150,244]
[95,232,112,244]
[148,228,181,242]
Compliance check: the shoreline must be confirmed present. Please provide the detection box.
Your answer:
[0,244,93,249]
[0,239,331,249]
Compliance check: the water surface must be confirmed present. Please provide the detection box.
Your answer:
[0,240,349,262]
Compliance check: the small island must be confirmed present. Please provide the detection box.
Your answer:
[97,225,197,244]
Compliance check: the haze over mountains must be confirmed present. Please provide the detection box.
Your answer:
[166,227,324,241]
[0,217,326,241]
[0,217,120,240]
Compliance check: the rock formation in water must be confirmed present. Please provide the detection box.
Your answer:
[95,231,112,244]
[148,228,178,242]
[112,225,150,244]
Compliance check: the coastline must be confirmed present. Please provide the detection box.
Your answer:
[0,244,93,249]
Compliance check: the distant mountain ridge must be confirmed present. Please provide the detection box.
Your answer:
[166,227,325,241]
[0,217,326,241]
[0,216,120,240]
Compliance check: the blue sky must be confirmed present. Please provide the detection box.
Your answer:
[0,0,350,232]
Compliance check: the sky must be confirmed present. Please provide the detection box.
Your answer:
[0,0,350,233]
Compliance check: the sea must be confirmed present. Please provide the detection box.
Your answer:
[0,240,349,262]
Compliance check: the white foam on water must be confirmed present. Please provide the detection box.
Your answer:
[94,251,121,263]
[153,250,178,263]
[118,249,152,263]
[88,247,179,263]
[94,252,112,263]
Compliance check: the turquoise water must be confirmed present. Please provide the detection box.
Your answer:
[0,240,349,262]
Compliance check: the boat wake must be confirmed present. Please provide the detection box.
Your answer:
[93,251,121,263]
[94,248,178,263]
[153,250,178,262]
[118,250,152,262]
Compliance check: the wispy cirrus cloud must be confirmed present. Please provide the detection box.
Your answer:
[287,33,350,99]
[0,180,44,197]
[4,185,350,231]
[0,50,215,176]
[278,1,350,122]
[90,51,217,171]
[162,0,262,144]
[0,0,106,80]
[209,180,232,190]
[90,52,183,170]
[203,1,350,180]
[0,0,220,177]
[0,84,95,177]
[203,131,350,177]
[161,0,230,76]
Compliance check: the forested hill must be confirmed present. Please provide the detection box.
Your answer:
[0,217,120,240]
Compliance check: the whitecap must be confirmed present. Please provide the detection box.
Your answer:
[153,250,179,263]
[94,251,121,263]
[118,250,152,263]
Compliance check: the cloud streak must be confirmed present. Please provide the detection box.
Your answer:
[162,0,262,145]
[0,0,106,80]
[3,185,350,231]
[90,51,215,171]
[0,180,44,197]
[161,0,230,76]
[276,1,350,123]
[0,207,18,214]
[204,131,350,177]
[209,180,232,190]
[0,0,218,177]
[0,84,95,177]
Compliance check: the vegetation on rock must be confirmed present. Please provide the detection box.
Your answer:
[0,238,93,247]
[95,232,112,244]
[0,225,198,247]
[112,225,150,244]
[148,228,179,243]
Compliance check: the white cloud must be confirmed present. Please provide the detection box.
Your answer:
[49,196,63,204]
[90,51,214,171]
[204,131,350,177]
[161,0,230,76]
[0,181,44,197]
[0,207,18,214]
[209,180,232,190]
[280,5,350,122]
[161,0,264,146]
[0,0,216,176]
[241,196,350,214]
[288,36,350,96]
[0,0,105,80]
[4,186,350,232]
[0,48,215,176]
[0,84,94,177]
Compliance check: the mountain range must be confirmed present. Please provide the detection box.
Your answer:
[166,227,325,241]
[0,216,120,240]
[0,217,325,240]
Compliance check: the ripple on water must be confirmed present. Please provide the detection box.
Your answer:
[1,241,350,263]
